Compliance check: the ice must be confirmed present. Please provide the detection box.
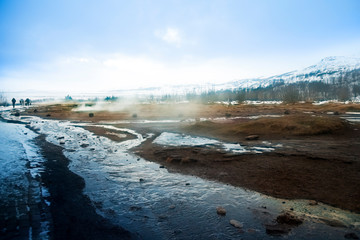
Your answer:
[0,120,50,239]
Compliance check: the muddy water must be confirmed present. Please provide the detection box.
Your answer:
[1,111,360,239]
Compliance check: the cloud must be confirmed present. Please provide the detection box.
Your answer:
[155,27,182,47]
[1,53,254,92]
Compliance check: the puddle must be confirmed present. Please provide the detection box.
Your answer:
[1,111,360,239]
[153,132,276,154]
[342,112,360,123]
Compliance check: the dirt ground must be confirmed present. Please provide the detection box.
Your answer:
[23,102,360,213]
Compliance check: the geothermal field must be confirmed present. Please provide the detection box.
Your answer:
[0,100,360,239]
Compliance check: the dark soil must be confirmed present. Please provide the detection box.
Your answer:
[134,130,360,213]
[36,135,135,240]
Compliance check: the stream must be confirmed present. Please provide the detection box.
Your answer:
[1,109,360,239]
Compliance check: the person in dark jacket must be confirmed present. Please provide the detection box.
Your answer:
[12,98,16,108]
[25,98,31,106]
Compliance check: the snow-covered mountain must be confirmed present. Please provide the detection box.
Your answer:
[219,56,360,90]
[108,56,360,96]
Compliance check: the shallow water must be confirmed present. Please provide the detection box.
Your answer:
[1,111,360,239]
[0,120,50,239]
[342,112,360,123]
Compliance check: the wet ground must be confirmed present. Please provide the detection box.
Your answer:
[1,107,360,239]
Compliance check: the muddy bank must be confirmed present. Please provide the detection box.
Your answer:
[35,134,135,240]
[134,130,360,213]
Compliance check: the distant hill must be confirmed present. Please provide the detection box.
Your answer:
[218,56,360,90]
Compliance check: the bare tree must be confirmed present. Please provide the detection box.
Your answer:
[282,85,300,103]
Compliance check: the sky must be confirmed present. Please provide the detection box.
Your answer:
[1,0,360,93]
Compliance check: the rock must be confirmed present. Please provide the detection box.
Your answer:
[216,206,226,216]
[14,112,20,117]
[139,178,145,182]
[276,212,303,226]
[308,200,318,206]
[89,113,94,117]
[80,143,89,148]
[345,233,359,239]
[185,183,190,186]
[169,205,176,209]
[265,224,291,235]
[245,135,259,141]
[46,114,51,117]
[230,219,243,229]
[159,165,165,168]
[33,109,38,113]
[284,109,290,115]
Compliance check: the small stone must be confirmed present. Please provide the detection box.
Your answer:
[139,178,145,182]
[46,114,51,117]
[185,183,190,186]
[89,113,94,117]
[284,109,290,115]
[169,205,176,209]
[309,200,318,206]
[230,219,243,229]
[159,165,165,168]
[216,206,226,216]
[245,135,259,141]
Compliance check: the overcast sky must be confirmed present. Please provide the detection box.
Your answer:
[1,0,360,92]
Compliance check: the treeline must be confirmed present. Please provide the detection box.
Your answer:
[158,81,360,104]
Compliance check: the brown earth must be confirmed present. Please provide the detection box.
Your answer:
[23,102,360,213]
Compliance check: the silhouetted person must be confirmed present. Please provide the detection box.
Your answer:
[20,99,24,106]
[25,98,31,106]
[12,98,16,108]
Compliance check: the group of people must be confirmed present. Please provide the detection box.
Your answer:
[11,98,31,108]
